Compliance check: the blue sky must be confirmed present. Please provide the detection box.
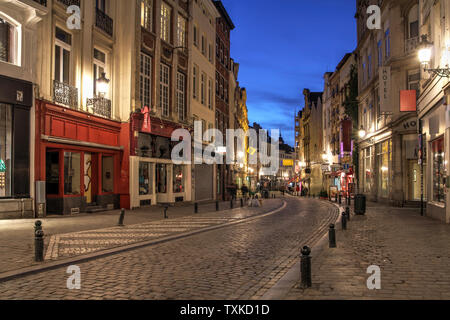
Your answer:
[223,0,357,146]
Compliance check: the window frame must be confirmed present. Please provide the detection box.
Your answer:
[160,63,170,117]
[140,52,152,109]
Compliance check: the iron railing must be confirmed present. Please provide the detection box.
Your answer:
[57,0,80,7]
[53,80,78,110]
[33,0,47,6]
[87,97,112,119]
[405,36,420,55]
[96,8,113,37]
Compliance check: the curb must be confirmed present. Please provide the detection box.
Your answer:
[261,199,343,300]
[0,201,287,284]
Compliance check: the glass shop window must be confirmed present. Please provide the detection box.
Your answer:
[46,151,60,195]
[0,104,12,197]
[432,137,445,203]
[64,152,81,195]
[173,165,184,193]
[102,155,114,193]
[139,162,152,195]
[156,163,167,193]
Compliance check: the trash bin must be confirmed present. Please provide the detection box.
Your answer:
[354,194,366,215]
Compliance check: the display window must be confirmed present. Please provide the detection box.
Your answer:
[139,162,152,195]
[173,165,184,193]
[432,137,445,203]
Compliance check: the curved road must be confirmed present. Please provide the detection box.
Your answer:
[0,197,338,300]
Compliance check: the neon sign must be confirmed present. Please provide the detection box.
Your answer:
[0,159,6,173]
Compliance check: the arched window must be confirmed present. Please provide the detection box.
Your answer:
[408,4,419,39]
[0,12,21,66]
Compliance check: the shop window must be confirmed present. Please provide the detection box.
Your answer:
[156,164,167,193]
[377,140,391,198]
[173,165,184,193]
[363,147,373,193]
[432,137,445,203]
[46,151,60,195]
[0,104,12,197]
[0,13,20,66]
[102,156,114,193]
[64,152,81,195]
[139,162,152,195]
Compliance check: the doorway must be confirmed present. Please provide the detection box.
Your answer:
[408,160,421,201]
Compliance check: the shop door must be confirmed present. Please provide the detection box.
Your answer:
[84,153,93,204]
[84,153,99,204]
[156,163,168,203]
[408,160,421,201]
[46,150,60,197]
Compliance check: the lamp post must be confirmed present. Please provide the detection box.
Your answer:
[418,35,450,78]
[87,72,111,118]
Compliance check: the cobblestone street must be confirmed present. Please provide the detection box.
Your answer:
[0,197,338,300]
[0,199,274,274]
[284,203,450,300]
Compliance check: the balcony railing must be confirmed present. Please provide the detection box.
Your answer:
[53,80,78,110]
[57,0,80,7]
[96,8,114,37]
[87,97,112,119]
[405,36,420,55]
[32,0,47,6]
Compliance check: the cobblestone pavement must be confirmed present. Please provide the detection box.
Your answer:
[285,203,450,300]
[0,198,338,300]
[0,199,269,274]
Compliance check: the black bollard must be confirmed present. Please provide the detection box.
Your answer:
[346,207,351,221]
[216,200,219,211]
[164,205,169,219]
[194,203,198,214]
[341,212,347,230]
[241,198,244,207]
[34,220,42,234]
[335,194,338,203]
[300,246,312,289]
[339,194,342,204]
[329,224,336,248]
[118,208,125,226]
[35,229,44,262]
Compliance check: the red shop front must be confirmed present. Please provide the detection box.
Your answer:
[35,100,130,215]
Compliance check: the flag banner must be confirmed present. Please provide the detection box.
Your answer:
[400,90,417,112]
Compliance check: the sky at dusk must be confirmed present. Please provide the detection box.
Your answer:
[223,0,357,147]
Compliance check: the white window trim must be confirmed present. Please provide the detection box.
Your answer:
[140,52,152,109]
[0,12,21,67]
[54,30,72,83]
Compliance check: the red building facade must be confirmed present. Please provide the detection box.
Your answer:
[35,100,130,215]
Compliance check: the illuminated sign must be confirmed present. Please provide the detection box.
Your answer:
[0,160,5,173]
[282,159,294,167]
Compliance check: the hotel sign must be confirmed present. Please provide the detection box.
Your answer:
[379,66,391,113]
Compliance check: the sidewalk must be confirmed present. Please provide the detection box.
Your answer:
[0,198,283,276]
[283,201,450,300]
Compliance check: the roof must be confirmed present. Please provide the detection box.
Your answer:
[213,1,235,30]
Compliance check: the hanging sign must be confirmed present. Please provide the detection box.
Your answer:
[379,66,391,113]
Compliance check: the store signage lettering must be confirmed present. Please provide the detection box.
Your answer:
[379,66,391,113]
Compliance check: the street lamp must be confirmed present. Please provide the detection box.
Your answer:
[358,126,366,139]
[87,72,111,117]
[96,72,110,97]
[418,34,450,78]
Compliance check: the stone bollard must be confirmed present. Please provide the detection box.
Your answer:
[118,208,125,226]
[341,212,347,230]
[329,224,336,248]
[216,200,219,211]
[35,229,44,262]
[346,207,351,221]
[164,205,169,219]
[300,246,312,289]
[194,203,198,214]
